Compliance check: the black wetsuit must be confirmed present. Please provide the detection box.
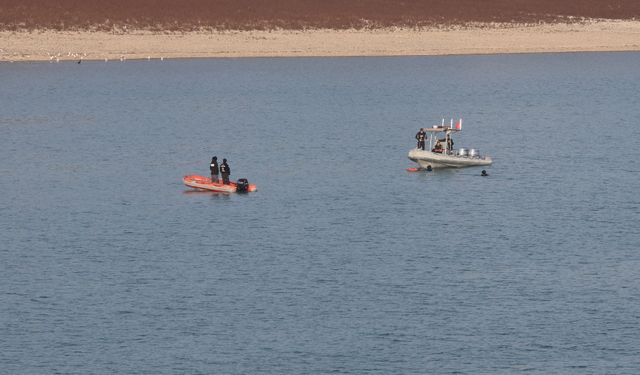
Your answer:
[415,130,426,150]
[210,158,219,183]
[220,161,230,184]
[446,137,454,152]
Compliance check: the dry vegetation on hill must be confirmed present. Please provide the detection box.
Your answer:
[1,0,640,31]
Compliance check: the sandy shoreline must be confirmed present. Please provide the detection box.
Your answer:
[2,20,640,62]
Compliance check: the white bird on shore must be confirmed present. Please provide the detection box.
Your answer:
[105,58,108,62]
[160,57,164,61]
[147,56,151,60]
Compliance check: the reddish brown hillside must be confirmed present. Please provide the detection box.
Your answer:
[1,0,639,31]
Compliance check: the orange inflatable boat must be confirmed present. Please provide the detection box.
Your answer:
[183,175,257,193]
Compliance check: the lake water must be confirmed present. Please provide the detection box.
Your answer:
[1,53,640,374]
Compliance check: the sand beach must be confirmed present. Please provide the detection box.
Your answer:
[2,1,640,61]
[2,20,640,62]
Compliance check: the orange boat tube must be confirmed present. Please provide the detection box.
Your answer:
[183,175,257,193]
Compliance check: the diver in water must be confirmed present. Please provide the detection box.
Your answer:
[415,128,426,150]
[210,156,219,183]
[481,170,488,176]
[220,158,231,184]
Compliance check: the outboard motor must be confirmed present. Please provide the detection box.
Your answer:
[236,178,249,193]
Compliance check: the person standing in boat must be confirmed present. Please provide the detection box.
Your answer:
[210,156,219,183]
[415,128,426,150]
[220,158,231,185]
[445,133,454,153]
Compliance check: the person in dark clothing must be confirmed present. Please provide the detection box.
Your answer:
[432,140,443,153]
[415,128,426,150]
[445,133,454,152]
[220,158,231,184]
[210,156,219,183]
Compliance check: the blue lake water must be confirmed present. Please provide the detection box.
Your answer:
[1,52,640,374]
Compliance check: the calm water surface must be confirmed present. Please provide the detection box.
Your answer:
[1,53,640,374]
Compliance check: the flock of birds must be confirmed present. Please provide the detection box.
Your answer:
[44,52,166,63]
[0,49,167,63]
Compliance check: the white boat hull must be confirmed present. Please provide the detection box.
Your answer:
[408,148,492,169]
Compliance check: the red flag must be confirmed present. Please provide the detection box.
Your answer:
[455,119,462,130]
